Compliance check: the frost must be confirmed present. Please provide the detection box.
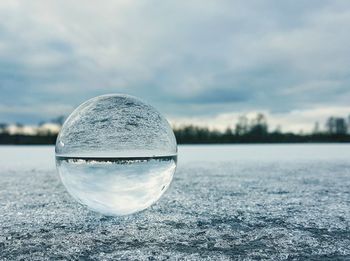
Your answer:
[0,145,350,260]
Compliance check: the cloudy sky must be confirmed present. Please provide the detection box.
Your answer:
[1,0,350,132]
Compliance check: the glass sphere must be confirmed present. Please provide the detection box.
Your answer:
[55,94,177,216]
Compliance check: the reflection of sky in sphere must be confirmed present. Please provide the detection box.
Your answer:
[57,158,176,216]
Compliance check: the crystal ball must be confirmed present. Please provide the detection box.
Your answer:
[55,94,177,216]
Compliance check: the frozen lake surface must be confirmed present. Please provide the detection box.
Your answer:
[0,144,349,260]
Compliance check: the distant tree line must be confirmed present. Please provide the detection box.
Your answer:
[0,133,57,145]
[1,113,350,145]
[174,113,350,144]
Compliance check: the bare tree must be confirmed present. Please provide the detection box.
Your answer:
[326,117,347,135]
[235,115,249,135]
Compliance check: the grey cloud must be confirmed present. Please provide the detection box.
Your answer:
[0,0,350,124]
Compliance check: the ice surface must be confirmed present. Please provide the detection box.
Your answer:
[1,145,350,260]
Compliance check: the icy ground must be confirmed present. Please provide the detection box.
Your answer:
[0,145,350,260]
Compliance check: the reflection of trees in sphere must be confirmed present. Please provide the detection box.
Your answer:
[55,94,177,216]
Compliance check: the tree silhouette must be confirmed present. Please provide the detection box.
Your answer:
[1,113,350,144]
[326,117,347,135]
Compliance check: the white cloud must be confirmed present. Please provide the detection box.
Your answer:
[171,106,350,133]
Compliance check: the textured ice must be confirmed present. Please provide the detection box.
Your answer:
[55,94,177,157]
[1,145,350,260]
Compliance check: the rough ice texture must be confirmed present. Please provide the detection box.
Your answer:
[56,94,177,157]
[1,145,350,260]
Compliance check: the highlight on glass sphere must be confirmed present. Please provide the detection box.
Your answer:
[55,94,177,216]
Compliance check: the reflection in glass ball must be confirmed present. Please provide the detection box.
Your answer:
[55,94,177,216]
